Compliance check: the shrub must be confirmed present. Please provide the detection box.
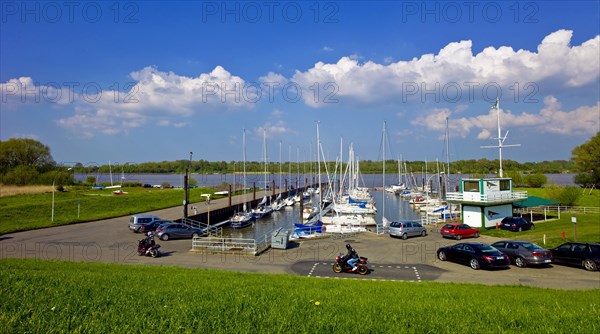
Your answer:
[524,173,547,188]
[1,166,39,185]
[546,185,581,206]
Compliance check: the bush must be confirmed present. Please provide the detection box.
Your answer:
[86,176,97,185]
[557,186,581,206]
[1,166,39,185]
[524,173,547,188]
[546,185,581,206]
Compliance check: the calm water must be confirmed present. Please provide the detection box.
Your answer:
[218,190,422,240]
[77,172,576,188]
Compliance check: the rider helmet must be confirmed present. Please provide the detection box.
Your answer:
[147,231,153,237]
[346,243,352,250]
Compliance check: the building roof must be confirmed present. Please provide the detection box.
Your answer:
[513,196,559,208]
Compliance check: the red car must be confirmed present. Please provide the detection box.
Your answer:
[440,223,480,240]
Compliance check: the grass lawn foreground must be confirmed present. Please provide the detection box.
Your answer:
[1,259,599,333]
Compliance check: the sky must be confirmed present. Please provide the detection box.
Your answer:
[1,1,599,167]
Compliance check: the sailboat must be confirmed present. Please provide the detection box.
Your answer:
[230,129,255,228]
[381,121,391,228]
[252,129,273,219]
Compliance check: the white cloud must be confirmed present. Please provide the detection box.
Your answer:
[323,46,334,52]
[289,30,599,107]
[412,96,600,138]
[1,65,254,137]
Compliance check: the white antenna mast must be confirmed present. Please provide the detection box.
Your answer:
[481,98,520,177]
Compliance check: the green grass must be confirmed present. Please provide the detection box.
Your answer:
[517,187,600,207]
[0,186,222,235]
[480,213,600,248]
[1,259,598,333]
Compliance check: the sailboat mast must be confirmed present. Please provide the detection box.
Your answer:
[316,121,322,212]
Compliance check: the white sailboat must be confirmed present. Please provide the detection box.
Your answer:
[230,129,255,228]
[252,129,273,219]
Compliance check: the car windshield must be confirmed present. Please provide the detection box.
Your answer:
[521,242,542,251]
[478,245,497,253]
[442,224,454,229]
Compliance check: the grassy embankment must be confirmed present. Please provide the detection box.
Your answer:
[1,259,599,333]
[0,185,223,235]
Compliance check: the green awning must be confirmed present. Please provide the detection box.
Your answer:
[513,196,559,208]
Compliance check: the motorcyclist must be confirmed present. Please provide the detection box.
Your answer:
[142,232,155,249]
[342,243,359,271]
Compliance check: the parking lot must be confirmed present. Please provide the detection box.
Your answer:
[1,217,599,290]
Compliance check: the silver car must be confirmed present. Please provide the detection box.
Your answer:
[155,223,207,241]
[491,240,553,268]
[389,221,427,240]
[128,214,162,233]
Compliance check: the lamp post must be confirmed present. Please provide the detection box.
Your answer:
[201,194,211,226]
[52,167,72,223]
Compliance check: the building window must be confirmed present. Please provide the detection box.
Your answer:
[500,180,510,191]
[464,181,480,192]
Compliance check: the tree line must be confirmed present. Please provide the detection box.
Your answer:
[2,133,599,188]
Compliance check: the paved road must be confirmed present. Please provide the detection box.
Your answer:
[1,215,599,290]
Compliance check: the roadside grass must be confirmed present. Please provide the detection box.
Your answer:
[1,259,598,333]
[480,213,600,248]
[0,186,220,235]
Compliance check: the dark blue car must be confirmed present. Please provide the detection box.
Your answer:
[437,242,510,270]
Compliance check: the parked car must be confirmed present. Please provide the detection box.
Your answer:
[437,242,510,270]
[139,219,173,233]
[491,240,552,267]
[499,217,535,232]
[155,223,207,241]
[551,242,600,271]
[440,223,480,240]
[389,221,427,239]
[128,214,162,233]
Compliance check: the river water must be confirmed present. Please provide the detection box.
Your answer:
[76,172,576,188]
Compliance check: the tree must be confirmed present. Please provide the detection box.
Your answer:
[571,132,600,188]
[0,138,55,175]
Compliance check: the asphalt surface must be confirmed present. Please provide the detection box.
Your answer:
[1,212,599,290]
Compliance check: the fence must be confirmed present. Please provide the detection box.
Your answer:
[191,233,271,256]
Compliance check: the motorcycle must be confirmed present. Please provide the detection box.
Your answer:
[137,237,161,258]
[332,253,369,275]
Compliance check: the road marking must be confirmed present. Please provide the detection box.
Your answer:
[309,262,422,282]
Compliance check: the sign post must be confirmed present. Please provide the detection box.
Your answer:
[571,217,577,241]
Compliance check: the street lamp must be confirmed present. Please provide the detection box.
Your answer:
[201,194,211,226]
[52,167,72,223]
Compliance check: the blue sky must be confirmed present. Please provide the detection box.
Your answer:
[1,1,599,167]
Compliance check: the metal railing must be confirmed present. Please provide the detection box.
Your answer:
[191,232,271,256]
[447,191,527,203]
[182,217,223,237]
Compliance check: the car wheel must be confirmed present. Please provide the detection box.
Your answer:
[474,232,480,238]
[421,230,427,237]
[583,259,598,271]
[515,257,526,268]
[518,227,523,232]
[530,225,535,231]
[438,251,447,261]
[160,234,169,241]
[456,234,462,240]
[470,258,480,270]
[402,233,408,240]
